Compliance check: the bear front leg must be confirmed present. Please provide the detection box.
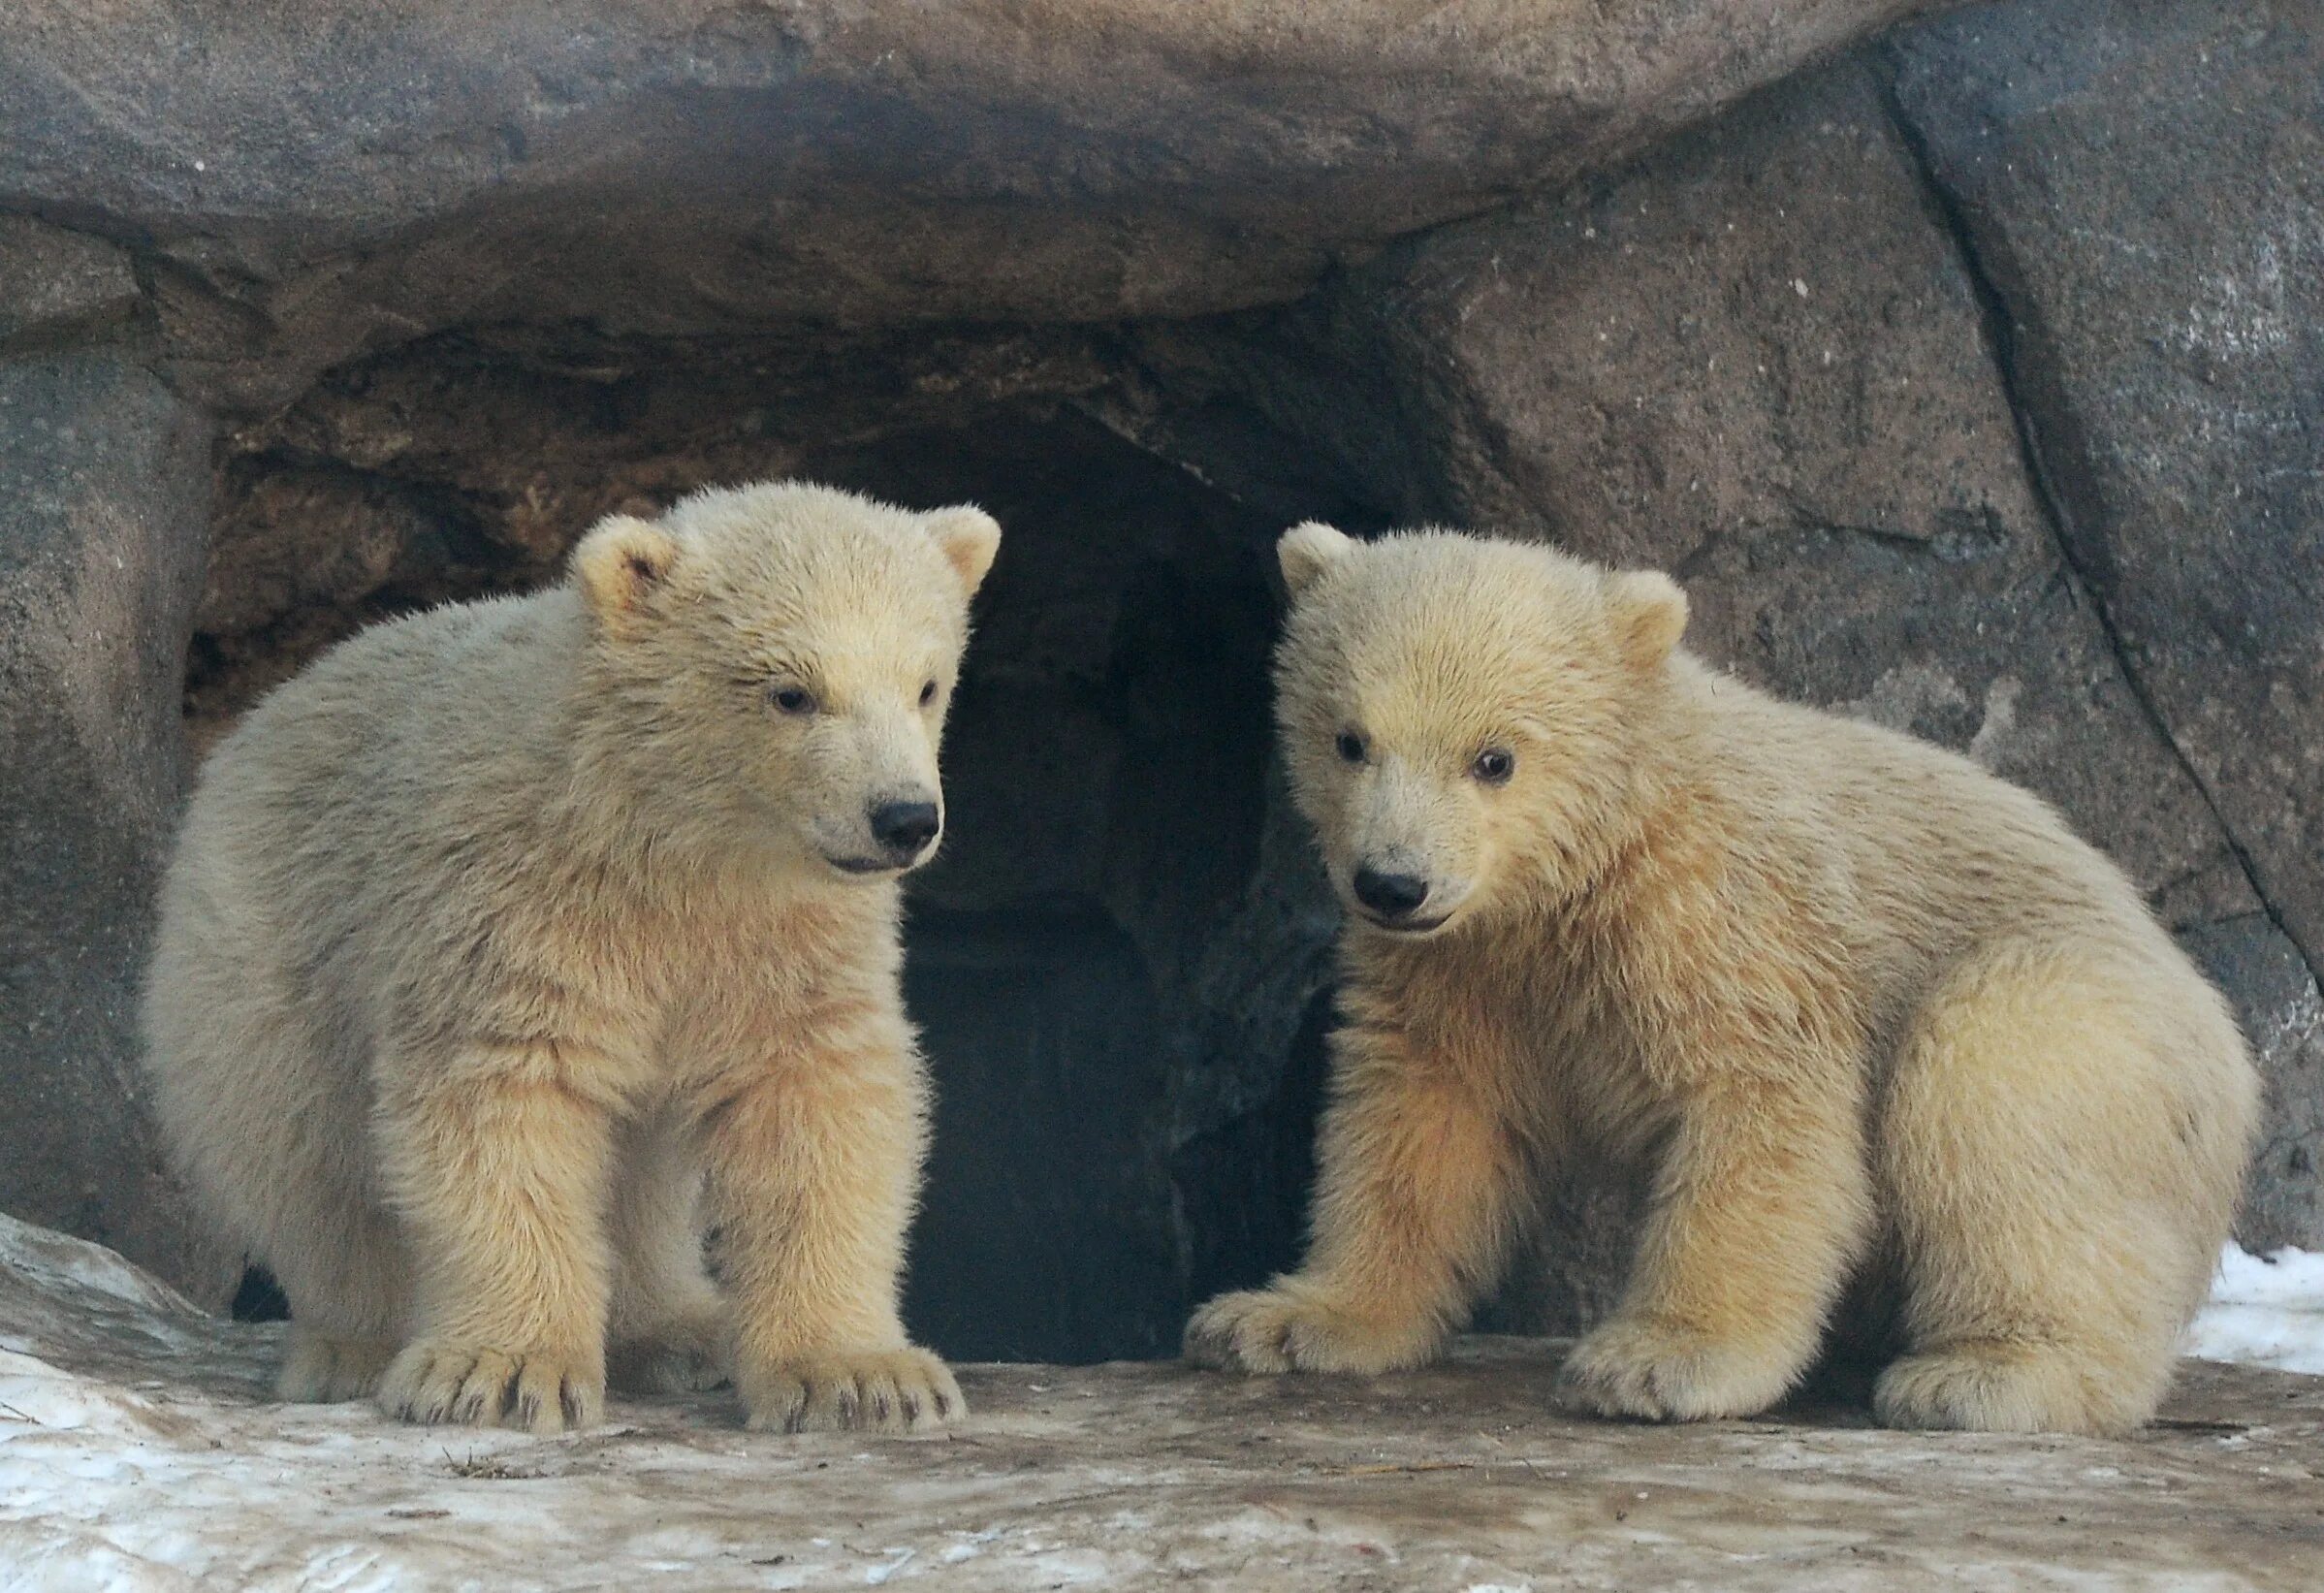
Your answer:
[1185,1018,1531,1375]
[373,1058,620,1434]
[700,1012,961,1435]
[1559,1080,1872,1421]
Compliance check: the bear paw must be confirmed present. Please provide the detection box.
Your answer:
[1557,1316,1801,1421]
[610,1305,732,1395]
[1182,1286,1440,1375]
[738,1347,963,1435]
[277,1326,398,1403]
[1872,1342,2131,1436]
[377,1340,604,1434]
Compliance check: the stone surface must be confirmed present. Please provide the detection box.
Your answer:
[0,354,234,1305]
[185,328,1114,737]
[0,216,140,350]
[4,1216,2322,1591]
[1893,0,2324,998]
[1130,53,2256,932]
[0,0,1949,409]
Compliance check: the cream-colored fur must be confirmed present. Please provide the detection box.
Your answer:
[1186,524,2258,1436]
[143,481,1001,1435]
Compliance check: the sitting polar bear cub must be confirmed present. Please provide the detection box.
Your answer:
[143,481,1000,1435]
[1187,522,2257,1436]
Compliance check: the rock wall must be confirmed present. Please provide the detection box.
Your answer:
[0,350,228,1299]
[1,0,2316,1356]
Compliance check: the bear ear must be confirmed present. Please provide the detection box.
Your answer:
[1278,521,1354,598]
[572,514,683,634]
[925,506,1003,597]
[1608,569,1689,671]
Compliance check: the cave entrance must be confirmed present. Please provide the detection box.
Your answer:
[191,326,1345,1361]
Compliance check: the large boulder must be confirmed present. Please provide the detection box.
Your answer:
[0,0,1949,409]
[1134,52,2254,927]
[0,353,232,1303]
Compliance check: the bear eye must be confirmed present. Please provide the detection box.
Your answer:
[1472,748,1515,784]
[1335,730,1367,765]
[919,679,939,707]
[771,685,816,716]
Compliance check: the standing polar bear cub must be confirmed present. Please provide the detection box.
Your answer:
[1187,524,2257,1435]
[144,481,1000,1434]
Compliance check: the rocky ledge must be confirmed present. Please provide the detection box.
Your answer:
[2,1215,2320,1589]
[1,0,1947,406]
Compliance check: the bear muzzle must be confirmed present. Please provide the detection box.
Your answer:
[823,798,944,876]
[1350,864,1453,934]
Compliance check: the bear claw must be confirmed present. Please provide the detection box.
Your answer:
[738,1346,963,1435]
[377,1340,603,1434]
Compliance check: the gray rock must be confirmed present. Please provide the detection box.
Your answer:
[0,354,235,1305]
[0,0,1948,410]
[3,0,2318,1348]
[1140,55,2254,928]
[1892,0,2324,1004]
[0,217,140,349]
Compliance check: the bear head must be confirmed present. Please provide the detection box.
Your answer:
[1272,522,1687,938]
[568,480,1000,882]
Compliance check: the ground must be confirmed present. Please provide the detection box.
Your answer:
[2,1216,2320,1591]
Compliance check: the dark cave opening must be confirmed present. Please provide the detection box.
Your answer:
[192,328,1350,1361]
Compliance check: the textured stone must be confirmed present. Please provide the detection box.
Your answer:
[1135,54,2254,928]
[1888,0,2324,1254]
[0,217,140,349]
[3,0,2320,1353]
[0,0,1948,409]
[0,354,233,1304]
[1893,0,2324,999]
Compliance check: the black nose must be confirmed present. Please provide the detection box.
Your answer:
[1353,866,1431,919]
[869,800,941,857]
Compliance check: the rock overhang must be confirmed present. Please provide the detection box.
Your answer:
[2,0,1951,406]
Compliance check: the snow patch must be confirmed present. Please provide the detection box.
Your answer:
[0,1350,176,1442]
[2187,1244,2324,1376]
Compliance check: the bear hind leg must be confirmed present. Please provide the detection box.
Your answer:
[607,1104,729,1395]
[280,1324,399,1403]
[1873,944,2240,1437]
[271,1202,413,1404]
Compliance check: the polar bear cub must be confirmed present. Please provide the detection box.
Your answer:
[143,481,1000,1434]
[1186,523,2257,1435]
